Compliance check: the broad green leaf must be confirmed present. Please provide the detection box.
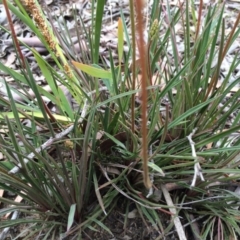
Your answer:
[92,64,113,92]
[67,204,76,231]
[72,61,112,79]
[0,111,72,122]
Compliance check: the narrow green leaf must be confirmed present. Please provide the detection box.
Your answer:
[108,111,120,133]
[0,161,15,170]
[168,97,218,130]
[33,50,74,119]
[148,161,165,176]
[104,131,126,150]
[33,51,58,96]
[0,62,27,84]
[92,219,113,236]
[93,0,105,63]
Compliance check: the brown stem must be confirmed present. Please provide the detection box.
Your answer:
[129,0,136,135]
[2,0,26,69]
[134,0,151,189]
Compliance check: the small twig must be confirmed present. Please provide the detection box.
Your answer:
[187,128,204,187]
[175,195,226,206]
[161,184,187,240]
[146,144,154,198]
[164,215,205,238]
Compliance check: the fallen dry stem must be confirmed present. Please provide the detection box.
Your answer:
[161,184,187,240]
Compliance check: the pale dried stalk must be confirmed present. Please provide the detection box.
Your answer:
[187,128,205,187]
[146,144,154,198]
[161,184,187,240]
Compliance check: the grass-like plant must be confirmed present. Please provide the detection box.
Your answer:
[0,0,240,239]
